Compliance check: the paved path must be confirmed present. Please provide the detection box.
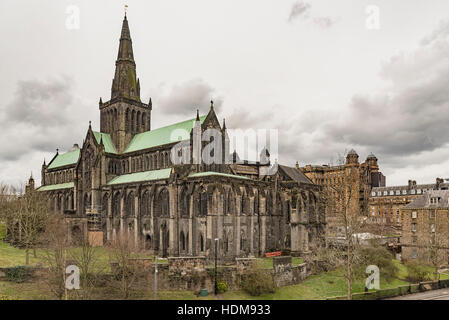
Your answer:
[388,288,449,300]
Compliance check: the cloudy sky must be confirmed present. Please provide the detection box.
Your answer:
[1,0,449,187]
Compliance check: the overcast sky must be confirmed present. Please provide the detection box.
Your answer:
[1,0,449,187]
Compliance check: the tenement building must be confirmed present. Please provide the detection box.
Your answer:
[28,15,326,259]
[401,190,449,264]
[368,178,449,229]
[300,150,385,235]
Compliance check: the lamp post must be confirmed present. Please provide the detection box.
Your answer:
[154,256,158,300]
[214,238,219,295]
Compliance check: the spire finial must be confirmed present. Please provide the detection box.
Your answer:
[124,4,128,18]
[210,100,214,109]
[89,120,92,129]
[196,109,200,121]
[56,148,59,154]
[222,118,226,130]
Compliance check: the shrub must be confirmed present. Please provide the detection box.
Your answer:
[217,280,228,294]
[405,262,431,283]
[240,262,275,296]
[356,246,399,282]
[6,266,34,283]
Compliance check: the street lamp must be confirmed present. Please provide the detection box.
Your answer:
[214,238,219,295]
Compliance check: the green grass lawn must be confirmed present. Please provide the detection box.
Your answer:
[256,257,304,269]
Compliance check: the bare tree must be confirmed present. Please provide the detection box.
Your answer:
[41,214,70,300]
[69,237,104,299]
[322,167,368,299]
[16,191,51,265]
[108,232,143,299]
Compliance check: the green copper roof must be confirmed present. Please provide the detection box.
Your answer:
[47,149,80,170]
[188,171,250,180]
[93,131,117,154]
[124,116,206,153]
[107,168,172,185]
[37,182,74,192]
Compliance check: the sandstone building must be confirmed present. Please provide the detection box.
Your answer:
[401,190,449,265]
[368,178,449,229]
[29,15,326,259]
[300,150,385,235]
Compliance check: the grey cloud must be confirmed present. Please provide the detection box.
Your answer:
[224,20,449,171]
[155,79,223,116]
[0,77,94,163]
[313,16,337,29]
[288,1,337,29]
[288,1,311,23]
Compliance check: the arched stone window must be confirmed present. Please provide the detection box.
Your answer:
[240,229,246,251]
[125,109,129,131]
[136,111,141,132]
[181,188,190,218]
[141,191,150,217]
[131,110,136,133]
[155,189,169,218]
[125,191,135,217]
[180,231,186,251]
[102,193,109,216]
[112,192,121,218]
[200,234,204,252]
[196,188,208,216]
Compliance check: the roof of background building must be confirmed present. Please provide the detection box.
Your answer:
[371,182,449,196]
[279,165,314,184]
[93,131,117,154]
[107,168,172,185]
[37,182,74,191]
[124,116,206,153]
[188,171,250,180]
[47,149,80,170]
[403,190,449,209]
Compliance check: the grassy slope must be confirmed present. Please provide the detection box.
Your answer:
[0,222,446,300]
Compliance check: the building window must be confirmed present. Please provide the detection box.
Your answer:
[402,190,407,195]
[412,236,417,244]
[412,211,417,219]
[417,189,422,194]
[389,191,394,196]
[411,189,416,195]
[395,190,400,196]
[412,223,417,232]
[371,192,376,197]
[430,224,435,233]
[429,211,435,219]
[412,249,418,259]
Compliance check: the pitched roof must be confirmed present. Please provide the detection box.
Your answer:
[403,190,449,209]
[107,168,172,185]
[279,165,313,184]
[47,149,80,170]
[93,131,117,154]
[124,116,206,153]
[188,171,250,180]
[37,182,74,191]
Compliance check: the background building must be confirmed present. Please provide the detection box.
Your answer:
[401,190,449,265]
[369,178,449,232]
[300,150,385,236]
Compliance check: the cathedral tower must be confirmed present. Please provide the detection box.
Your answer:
[99,15,151,153]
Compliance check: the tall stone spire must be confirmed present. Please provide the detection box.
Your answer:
[111,15,141,102]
